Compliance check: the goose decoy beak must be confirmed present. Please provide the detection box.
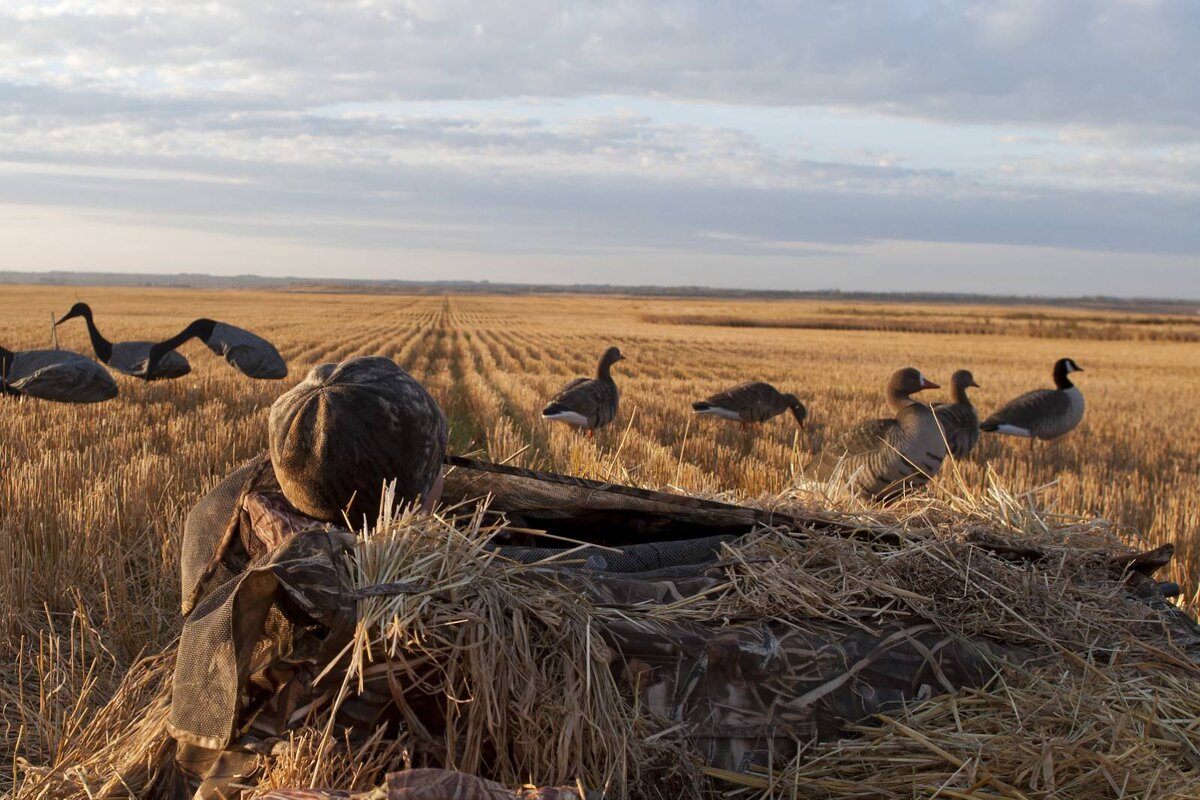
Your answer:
[970,379,982,388]
[920,377,940,390]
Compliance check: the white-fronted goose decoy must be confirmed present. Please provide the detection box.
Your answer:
[541,346,624,438]
[807,367,947,500]
[0,345,118,404]
[55,302,191,380]
[981,358,1085,441]
[146,318,288,380]
[933,369,981,459]
[692,382,807,431]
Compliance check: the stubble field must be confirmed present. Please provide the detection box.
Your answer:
[3,284,1200,793]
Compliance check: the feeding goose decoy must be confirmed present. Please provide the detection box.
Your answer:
[55,302,191,380]
[933,369,981,459]
[0,345,118,404]
[541,346,625,438]
[807,367,947,500]
[692,382,807,431]
[146,318,287,380]
[980,357,1085,441]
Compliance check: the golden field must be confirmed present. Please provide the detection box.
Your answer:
[3,284,1200,793]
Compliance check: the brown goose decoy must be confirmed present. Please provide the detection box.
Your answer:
[146,318,287,380]
[541,346,624,438]
[55,302,191,380]
[980,357,1085,441]
[692,382,807,431]
[0,345,118,404]
[807,367,946,500]
[933,369,981,459]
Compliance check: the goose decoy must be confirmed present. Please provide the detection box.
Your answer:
[692,382,807,431]
[0,345,118,404]
[980,357,1085,441]
[933,369,981,459]
[55,302,191,380]
[541,346,624,438]
[146,318,287,380]
[807,367,946,500]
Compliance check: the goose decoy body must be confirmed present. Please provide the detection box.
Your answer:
[807,367,947,500]
[693,382,807,431]
[980,358,1085,441]
[55,302,191,380]
[0,345,118,404]
[933,369,981,459]
[541,346,624,438]
[146,318,288,380]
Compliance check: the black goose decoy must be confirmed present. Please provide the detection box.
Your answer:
[55,302,191,380]
[933,369,981,459]
[541,346,625,438]
[807,367,947,500]
[980,358,1085,441]
[692,382,807,431]
[0,345,118,404]
[146,318,287,380]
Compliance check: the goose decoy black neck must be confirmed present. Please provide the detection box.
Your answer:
[886,367,939,412]
[145,318,220,374]
[783,393,807,427]
[0,345,13,380]
[1052,357,1083,389]
[949,370,980,405]
[596,346,625,379]
[56,302,113,363]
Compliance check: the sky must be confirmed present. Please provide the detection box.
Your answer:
[2,1,1199,297]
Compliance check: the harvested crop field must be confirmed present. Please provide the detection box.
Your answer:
[4,284,1200,798]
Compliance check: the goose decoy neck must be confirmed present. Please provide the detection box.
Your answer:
[0,345,12,380]
[784,394,807,427]
[1052,358,1082,389]
[56,302,112,362]
[886,367,939,412]
[950,370,979,405]
[164,318,218,350]
[596,346,625,379]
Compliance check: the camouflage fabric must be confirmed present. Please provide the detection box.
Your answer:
[269,356,448,522]
[169,458,1200,799]
[258,769,584,800]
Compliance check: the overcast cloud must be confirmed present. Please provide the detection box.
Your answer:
[1,1,1198,295]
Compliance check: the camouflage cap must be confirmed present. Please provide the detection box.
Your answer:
[268,356,449,523]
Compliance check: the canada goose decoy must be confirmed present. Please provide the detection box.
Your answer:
[0,345,118,404]
[541,346,624,438]
[980,357,1085,441]
[146,318,288,380]
[692,382,807,431]
[933,369,981,459]
[55,302,191,380]
[807,367,947,500]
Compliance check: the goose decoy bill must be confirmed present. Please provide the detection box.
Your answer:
[933,369,981,459]
[55,302,191,381]
[980,358,1085,441]
[147,318,288,380]
[693,382,807,431]
[807,367,947,501]
[541,346,624,438]
[0,345,119,404]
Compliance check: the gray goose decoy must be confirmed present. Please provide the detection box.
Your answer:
[55,302,191,380]
[980,357,1085,441]
[807,367,947,500]
[541,346,624,438]
[933,369,981,459]
[692,382,807,431]
[147,318,288,380]
[0,345,118,404]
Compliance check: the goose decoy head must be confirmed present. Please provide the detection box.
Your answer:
[601,346,625,365]
[891,367,939,394]
[56,302,92,325]
[1052,357,1083,389]
[951,370,981,390]
[784,394,807,428]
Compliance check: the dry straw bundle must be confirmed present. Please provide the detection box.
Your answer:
[12,483,1200,800]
